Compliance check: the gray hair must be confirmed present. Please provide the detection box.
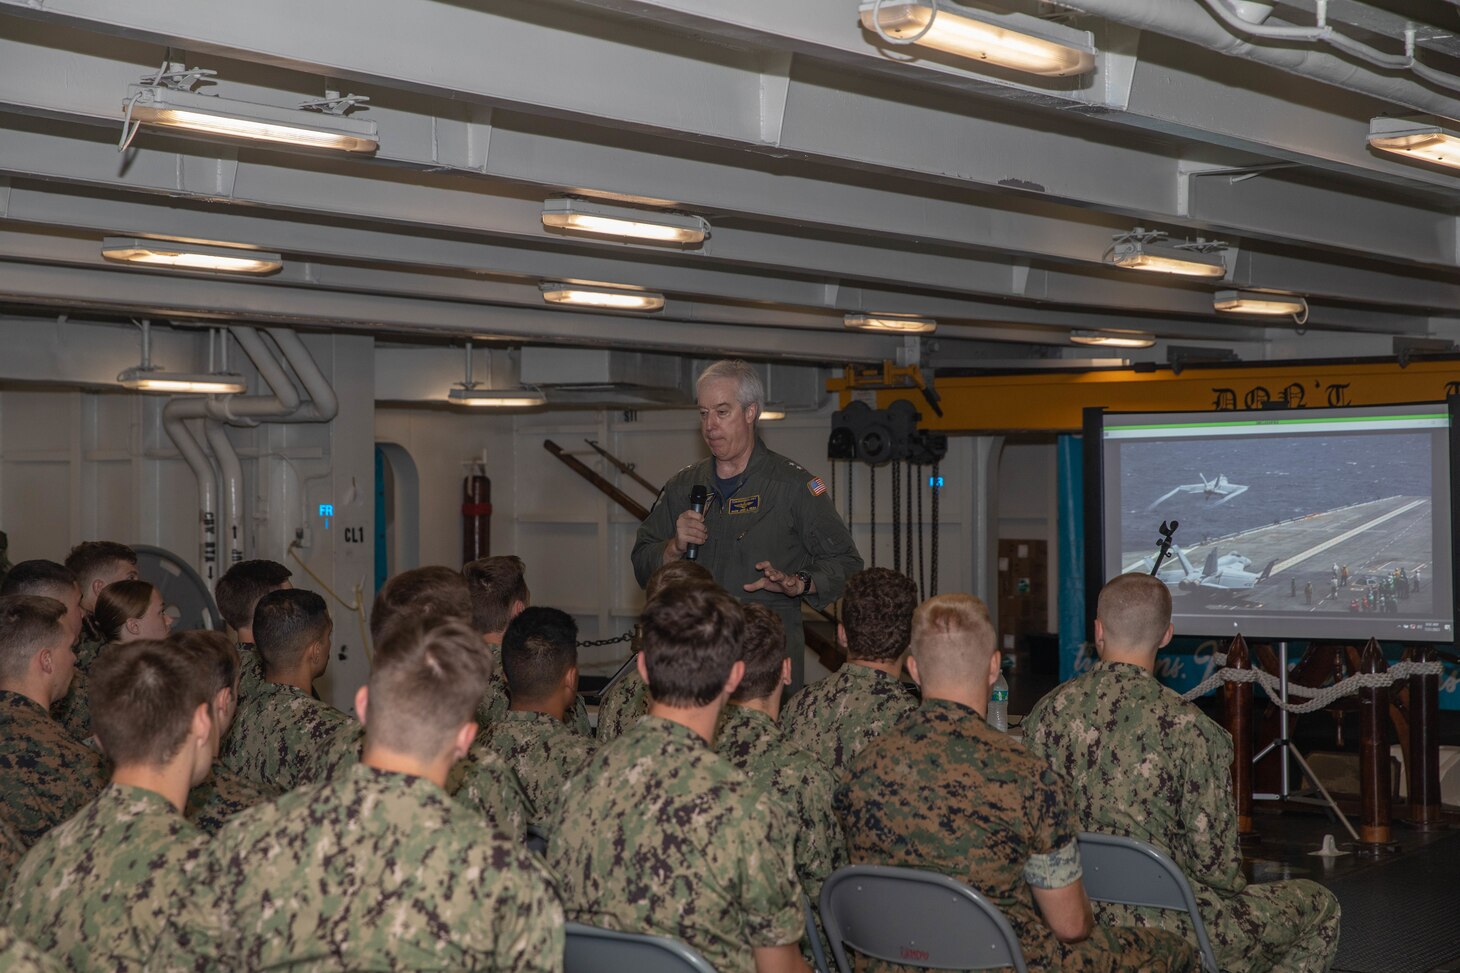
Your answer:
[696,360,765,418]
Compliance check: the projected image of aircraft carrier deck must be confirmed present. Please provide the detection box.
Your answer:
[1123,494,1433,614]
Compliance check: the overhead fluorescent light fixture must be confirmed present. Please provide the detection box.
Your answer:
[1108,228,1227,278]
[1368,115,1460,170]
[448,386,547,408]
[759,407,787,421]
[541,283,665,311]
[1070,330,1156,349]
[542,198,710,246]
[124,84,378,154]
[844,313,937,334]
[118,367,249,394]
[1214,290,1308,318]
[102,237,283,275]
[858,1,1096,77]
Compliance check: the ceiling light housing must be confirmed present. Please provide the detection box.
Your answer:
[448,386,548,408]
[1070,330,1156,349]
[844,313,937,334]
[759,407,787,421]
[117,367,248,394]
[102,237,283,275]
[541,283,665,311]
[858,2,1096,77]
[1109,235,1227,278]
[1368,115,1460,170]
[125,84,379,153]
[1214,290,1308,317]
[542,198,709,245]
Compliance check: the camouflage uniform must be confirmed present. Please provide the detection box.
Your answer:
[0,814,25,889]
[49,671,92,744]
[838,698,1197,973]
[595,666,649,743]
[448,741,537,843]
[219,680,362,792]
[185,765,279,836]
[485,710,595,825]
[0,690,107,846]
[71,634,105,676]
[2,784,207,972]
[0,927,65,973]
[1025,661,1340,973]
[235,642,265,700]
[782,663,918,776]
[152,762,565,972]
[547,716,804,973]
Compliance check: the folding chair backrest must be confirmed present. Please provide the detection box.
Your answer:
[818,865,1029,973]
[804,892,831,973]
[1077,832,1221,973]
[563,922,718,973]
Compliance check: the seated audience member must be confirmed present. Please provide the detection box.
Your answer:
[171,629,278,834]
[154,618,564,972]
[214,559,293,698]
[0,928,65,973]
[1025,574,1340,973]
[54,580,174,742]
[0,595,107,846]
[837,594,1197,973]
[2,640,213,972]
[62,541,138,664]
[219,588,357,791]
[4,561,87,739]
[549,584,807,973]
[716,604,844,935]
[487,606,595,824]
[370,567,533,839]
[0,815,23,888]
[782,567,919,774]
[596,559,715,743]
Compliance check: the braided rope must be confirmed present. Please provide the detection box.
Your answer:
[1180,655,1445,713]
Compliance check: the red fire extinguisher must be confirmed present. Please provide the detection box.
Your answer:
[463,464,491,564]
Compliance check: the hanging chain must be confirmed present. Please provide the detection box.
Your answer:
[891,459,902,575]
[916,465,926,601]
[869,463,877,569]
[930,461,940,596]
[577,631,635,648]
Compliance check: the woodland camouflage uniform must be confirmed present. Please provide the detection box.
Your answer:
[781,663,917,776]
[0,689,107,846]
[547,717,804,973]
[838,698,1197,973]
[1025,661,1340,973]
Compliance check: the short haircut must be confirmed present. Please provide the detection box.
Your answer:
[90,639,213,767]
[730,602,785,703]
[64,541,137,587]
[640,584,744,707]
[215,560,293,632]
[254,589,331,675]
[501,606,577,701]
[842,567,919,662]
[93,580,157,644]
[644,559,716,602]
[0,560,78,600]
[696,359,765,416]
[1097,573,1173,650]
[370,567,471,642]
[0,595,68,681]
[462,556,528,634]
[909,594,995,685]
[169,629,241,695]
[367,618,492,759]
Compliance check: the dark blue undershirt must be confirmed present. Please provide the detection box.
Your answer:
[713,472,741,503]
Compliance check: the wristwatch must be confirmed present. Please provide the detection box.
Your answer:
[794,570,813,597]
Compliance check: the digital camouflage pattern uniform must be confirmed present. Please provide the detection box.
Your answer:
[781,663,918,776]
[1025,661,1341,973]
[445,739,535,842]
[2,784,207,973]
[185,765,279,836]
[152,762,565,972]
[548,716,805,973]
[219,680,362,792]
[0,690,107,846]
[485,709,594,825]
[0,814,25,888]
[631,439,863,687]
[235,642,265,700]
[838,698,1197,973]
[50,633,106,743]
[595,666,649,743]
[0,926,65,973]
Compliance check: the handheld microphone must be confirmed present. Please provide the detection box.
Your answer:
[685,484,708,561]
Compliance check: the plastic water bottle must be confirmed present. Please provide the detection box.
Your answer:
[989,673,1009,731]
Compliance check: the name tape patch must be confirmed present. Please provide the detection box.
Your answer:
[807,477,827,497]
[728,495,761,514]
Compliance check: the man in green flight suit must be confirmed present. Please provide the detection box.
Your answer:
[632,359,863,688]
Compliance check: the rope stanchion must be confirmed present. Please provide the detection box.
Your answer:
[1222,635,1255,836]
[1359,638,1394,848]
[1182,655,1443,711]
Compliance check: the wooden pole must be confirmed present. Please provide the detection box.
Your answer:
[1358,638,1393,847]
[1223,634,1256,837]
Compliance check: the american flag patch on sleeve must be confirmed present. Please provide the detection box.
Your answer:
[807,477,827,496]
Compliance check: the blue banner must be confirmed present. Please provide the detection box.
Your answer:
[1056,435,1085,683]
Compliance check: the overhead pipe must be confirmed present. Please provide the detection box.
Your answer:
[1054,0,1460,124]
[205,419,246,565]
[161,401,220,583]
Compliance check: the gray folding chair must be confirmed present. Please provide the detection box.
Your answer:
[819,864,1029,973]
[1077,832,1221,973]
[563,922,717,973]
[804,892,831,973]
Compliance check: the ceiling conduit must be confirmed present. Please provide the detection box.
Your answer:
[1056,0,1460,121]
